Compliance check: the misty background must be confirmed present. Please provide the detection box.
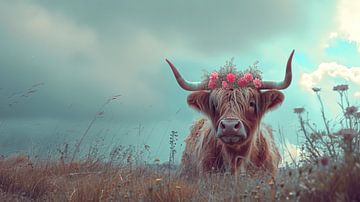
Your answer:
[0,0,359,163]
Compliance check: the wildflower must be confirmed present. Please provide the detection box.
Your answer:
[226,73,236,83]
[345,106,358,116]
[208,80,217,89]
[175,186,181,189]
[243,73,254,82]
[222,81,229,90]
[336,128,356,140]
[293,107,305,114]
[209,72,219,81]
[319,156,329,166]
[253,78,262,88]
[333,84,348,92]
[312,87,321,92]
[237,77,247,87]
[154,157,160,163]
[155,178,162,183]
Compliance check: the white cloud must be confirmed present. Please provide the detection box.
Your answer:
[335,0,360,52]
[280,140,300,167]
[0,1,98,54]
[299,62,360,91]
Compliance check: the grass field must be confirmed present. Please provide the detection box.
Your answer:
[0,153,359,201]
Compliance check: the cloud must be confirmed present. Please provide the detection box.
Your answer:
[30,0,319,55]
[280,140,300,166]
[0,1,178,122]
[0,1,97,55]
[298,62,360,115]
[334,0,360,52]
[299,62,360,91]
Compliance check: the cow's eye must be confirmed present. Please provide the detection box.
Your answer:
[249,100,256,109]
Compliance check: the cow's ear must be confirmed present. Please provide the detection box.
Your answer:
[187,91,210,112]
[261,90,284,112]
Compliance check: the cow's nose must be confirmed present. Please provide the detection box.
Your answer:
[217,118,247,143]
[219,119,242,133]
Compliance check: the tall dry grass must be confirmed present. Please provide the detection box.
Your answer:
[1,154,359,201]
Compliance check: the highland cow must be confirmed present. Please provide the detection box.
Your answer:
[166,50,294,177]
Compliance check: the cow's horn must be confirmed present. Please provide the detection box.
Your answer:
[259,50,295,90]
[165,59,208,91]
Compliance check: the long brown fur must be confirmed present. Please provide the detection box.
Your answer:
[181,88,281,177]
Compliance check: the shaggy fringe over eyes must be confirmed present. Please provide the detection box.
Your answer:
[210,88,261,119]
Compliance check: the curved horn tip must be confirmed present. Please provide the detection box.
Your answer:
[290,49,295,58]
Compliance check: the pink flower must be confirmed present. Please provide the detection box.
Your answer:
[320,156,330,166]
[226,73,236,83]
[222,81,229,90]
[237,77,247,87]
[208,80,217,89]
[253,78,262,88]
[209,72,219,81]
[243,73,254,82]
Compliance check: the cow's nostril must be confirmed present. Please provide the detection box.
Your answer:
[220,121,226,129]
[234,121,241,129]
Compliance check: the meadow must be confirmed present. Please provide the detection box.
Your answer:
[0,84,359,201]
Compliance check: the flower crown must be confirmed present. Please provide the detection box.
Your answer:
[204,59,263,90]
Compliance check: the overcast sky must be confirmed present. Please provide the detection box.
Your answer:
[0,0,359,162]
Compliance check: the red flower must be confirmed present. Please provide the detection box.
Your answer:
[208,80,217,89]
[209,72,219,81]
[226,73,236,83]
[253,78,262,88]
[222,81,229,90]
[243,73,254,82]
[237,77,247,87]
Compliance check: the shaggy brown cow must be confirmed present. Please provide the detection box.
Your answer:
[166,50,294,177]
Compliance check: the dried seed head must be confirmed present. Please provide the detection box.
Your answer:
[336,129,356,140]
[312,87,321,92]
[333,84,348,92]
[345,106,358,116]
[293,107,305,114]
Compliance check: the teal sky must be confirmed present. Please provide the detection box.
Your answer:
[0,0,359,163]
